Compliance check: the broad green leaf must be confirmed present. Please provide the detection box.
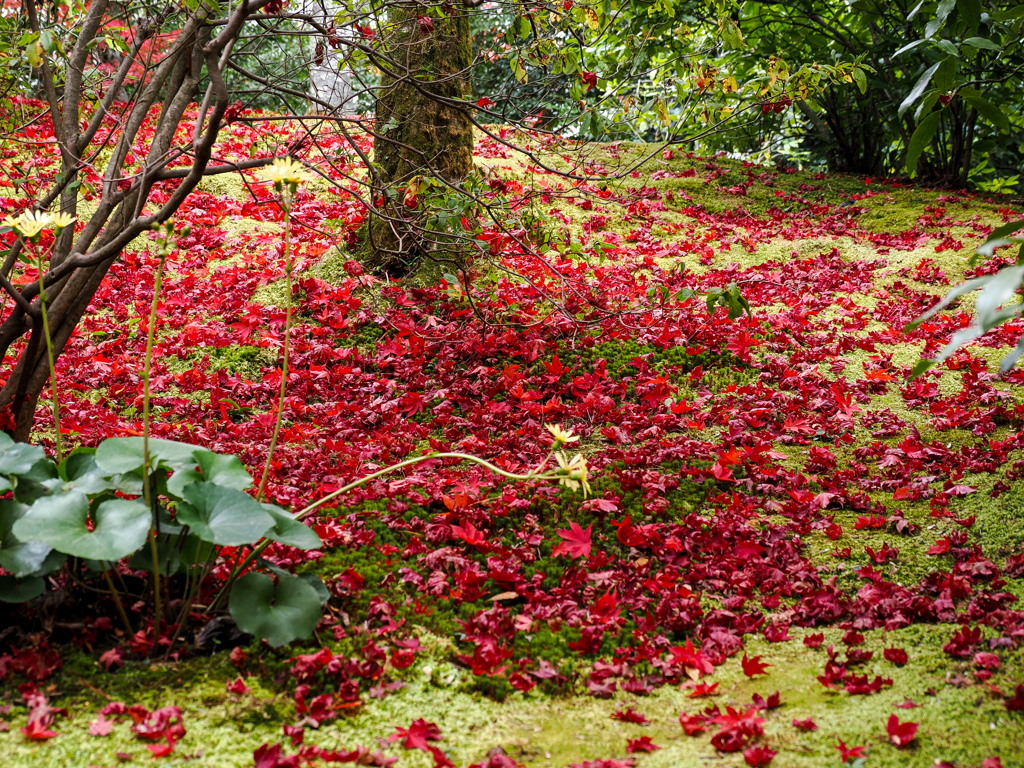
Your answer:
[893,39,927,58]
[985,218,1024,242]
[956,0,982,33]
[298,573,330,605]
[262,505,322,550]
[961,92,1011,132]
[926,0,956,37]
[907,274,988,329]
[13,493,150,561]
[229,572,321,648]
[905,110,942,175]
[166,449,253,497]
[899,62,941,117]
[962,36,1001,51]
[60,452,114,495]
[999,334,1024,373]
[0,433,46,476]
[95,437,199,475]
[0,575,44,603]
[974,265,1024,329]
[178,483,273,546]
[0,499,51,577]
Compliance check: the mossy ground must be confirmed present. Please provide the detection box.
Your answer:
[3,140,1022,767]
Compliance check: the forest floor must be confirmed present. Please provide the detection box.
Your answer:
[1,127,1023,768]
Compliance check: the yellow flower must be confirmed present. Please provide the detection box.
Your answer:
[50,212,76,230]
[556,451,591,497]
[262,157,308,191]
[2,210,53,238]
[545,423,580,448]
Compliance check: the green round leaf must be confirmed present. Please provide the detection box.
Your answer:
[0,433,46,476]
[0,499,52,577]
[166,449,253,498]
[0,575,44,603]
[262,505,322,550]
[178,483,273,546]
[12,493,151,561]
[95,437,199,475]
[229,572,322,648]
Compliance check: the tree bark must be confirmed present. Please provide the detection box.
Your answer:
[368,4,474,275]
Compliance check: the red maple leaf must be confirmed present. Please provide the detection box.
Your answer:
[835,739,865,762]
[886,714,918,746]
[743,744,776,766]
[552,522,592,559]
[21,718,58,740]
[686,681,718,697]
[792,717,817,731]
[679,712,707,735]
[626,736,660,753]
[884,648,908,665]
[450,521,488,548]
[741,654,770,678]
[611,706,648,725]
[390,718,442,751]
[1004,684,1024,711]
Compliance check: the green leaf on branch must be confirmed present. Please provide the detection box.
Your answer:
[12,493,150,561]
[905,110,942,175]
[962,36,1001,51]
[229,571,322,648]
[178,483,274,546]
[899,61,941,117]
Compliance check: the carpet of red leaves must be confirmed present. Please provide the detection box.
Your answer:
[1,103,1023,764]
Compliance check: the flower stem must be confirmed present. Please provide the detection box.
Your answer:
[37,251,62,462]
[257,204,293,501]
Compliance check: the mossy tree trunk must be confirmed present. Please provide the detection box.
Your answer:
[369,4,474,275]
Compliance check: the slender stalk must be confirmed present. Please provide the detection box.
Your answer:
[102,565,134,637]
[209,450,568,611]
[142,245,168,652]
[257,203,293,501]
[37,250,62,461]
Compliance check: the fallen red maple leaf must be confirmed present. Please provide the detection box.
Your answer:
[610,706,648,725]
[886,714,918,746]
[21,718,57,740]
[390,718,443,751]
[743,744,776,766]
[625,736,660,753]
[792,717,817,731]
[741,653,770,678]
[835,738,865,762]
[883,647,908,665]
[552,521,592,559]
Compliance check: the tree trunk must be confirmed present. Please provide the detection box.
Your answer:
[368,4,474,276]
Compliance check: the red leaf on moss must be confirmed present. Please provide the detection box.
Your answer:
[626,736,660,753]
[552,522,592,559]
[886,714,918,747]
[741,654,770,678]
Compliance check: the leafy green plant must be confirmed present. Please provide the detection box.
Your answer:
[0,434,326,648]
[908,217,1024,376]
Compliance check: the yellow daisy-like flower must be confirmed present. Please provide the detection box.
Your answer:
[545,423,580,448]
[556,451,591,497]
[262,157,308,191]
[3,210,53,239]
[50,212,76,231]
